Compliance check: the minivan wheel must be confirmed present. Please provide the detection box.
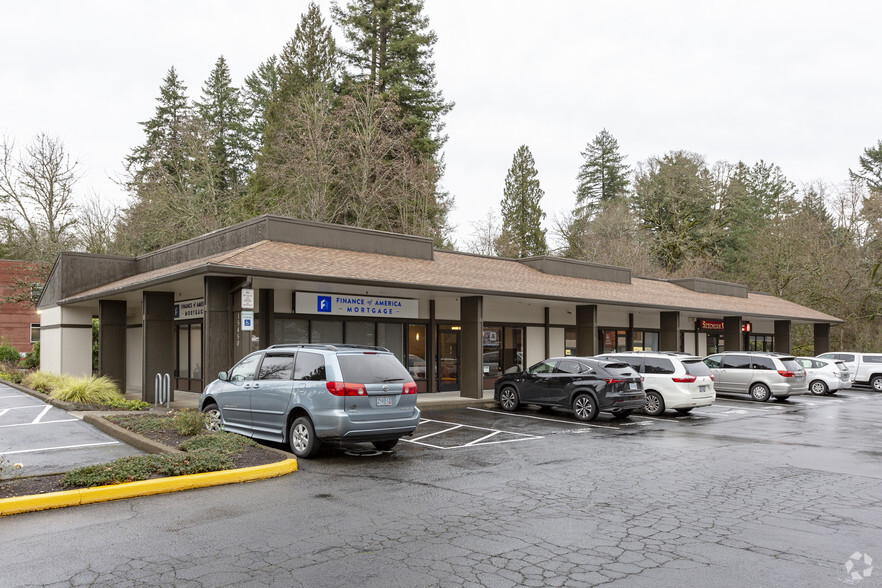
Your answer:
[202,403,222,432]
[871,376,882,392]
[572,394,599,422]
[749,383,771,402]
[499,386,520,411]
[372,439,398,451]
[643,391,665,416]
[809,380,828,396]
[289,416,321,458]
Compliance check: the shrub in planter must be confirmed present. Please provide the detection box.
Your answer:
[0,339,20,365]
[172,409,208,435]
[22,341,39,370]
[22,371,71,394]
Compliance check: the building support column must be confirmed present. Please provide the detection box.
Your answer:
[204,277,236,391]
[142,291,174,403]
[814,323,831,355]
[544,307,550,359]
[724,316,743,352]
[576,305,597,357]
[460,296,483,399]
[98,300,127,391]
[428,300,437,394]
[258,288,274,349]
[774,320,792,354]
[660,311,680,352]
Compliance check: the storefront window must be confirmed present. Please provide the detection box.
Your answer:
[311,319,343,343]
[190,325,202,379]
[346,321,375,346]
[503,327,524,373]
[482,327,502,379]
[407,325,427,380]
[275,319,309,344]
[748,334,774,351]
[378,323,404,362]
[565,328,576,356]
[600,329,628,353]
[640,331,659,351]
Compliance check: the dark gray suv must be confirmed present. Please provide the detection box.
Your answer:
[199,344,421,458]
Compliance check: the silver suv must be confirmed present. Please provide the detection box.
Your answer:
[703,352,807,401]
[199,344,421,458]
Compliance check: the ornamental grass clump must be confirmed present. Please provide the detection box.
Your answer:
[50,375,122,405]
[22,370,72,394]
[172,409,208,435]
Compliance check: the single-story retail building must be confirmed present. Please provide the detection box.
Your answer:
[37,215,841,402]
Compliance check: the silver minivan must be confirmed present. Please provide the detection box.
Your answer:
[199,344,421,458]
[703,352,807,401]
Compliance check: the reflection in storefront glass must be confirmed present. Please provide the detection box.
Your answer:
[482,327,502,379]
[408,325,426,380]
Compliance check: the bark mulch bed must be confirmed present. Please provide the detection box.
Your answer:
[0,414,286,500]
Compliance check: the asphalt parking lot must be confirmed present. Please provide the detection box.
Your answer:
[0,383,143,476]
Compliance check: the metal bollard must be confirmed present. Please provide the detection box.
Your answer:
[154,373,171,408]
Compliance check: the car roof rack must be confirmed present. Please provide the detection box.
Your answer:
[265,343,391,353]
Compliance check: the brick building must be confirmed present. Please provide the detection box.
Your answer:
[0,259,41,354]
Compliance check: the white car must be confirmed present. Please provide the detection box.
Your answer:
[595,352,716,415]
[796,357,850,395]
[816,352,882,391]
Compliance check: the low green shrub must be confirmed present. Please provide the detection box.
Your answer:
[22,341,39,370]
[50,375,122,405]
[0,338,21,364]
[62,449,233,488]
[106,413,177,434]
[172,409,208,435]
[104,397,151,411]
[0,370,23,384]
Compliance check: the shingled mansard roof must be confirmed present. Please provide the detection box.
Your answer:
[39,215,841,324]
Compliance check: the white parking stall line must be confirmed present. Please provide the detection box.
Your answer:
[410,423,463,442]
[0,395,27,399]
[712,400,787,411]
[32,405,52,424]
[0,409,8,417]
[2,441,121,456]
[467,407,620,429]
[0,405,49,411]
[0,419,79,429]
[464,431,501,446]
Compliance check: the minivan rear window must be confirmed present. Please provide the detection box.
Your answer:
[338,353,413,384]
[643,357,675,375]
[722,355,751,369]
[781,359,802,372]
[682,360,712,377]
[601,362,638,378]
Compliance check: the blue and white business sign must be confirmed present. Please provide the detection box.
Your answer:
[241,311,254,331]
[174,298,205,321]
[296,292,418,318]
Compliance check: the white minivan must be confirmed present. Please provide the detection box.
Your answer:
[595,352,716,416]
[816,352,882,391]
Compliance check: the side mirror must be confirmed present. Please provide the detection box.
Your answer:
[218,371,229,382]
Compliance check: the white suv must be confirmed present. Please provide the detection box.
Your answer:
[595,352,716,416]
[816,352,882,391]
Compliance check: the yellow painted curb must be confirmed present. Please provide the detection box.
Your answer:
[0,458,298,516]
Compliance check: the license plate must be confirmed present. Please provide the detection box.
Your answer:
[376,396,392,406]
[629,382,638,390]
[699,386,706,393]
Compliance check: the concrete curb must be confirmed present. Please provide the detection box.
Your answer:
[0,458,298,516]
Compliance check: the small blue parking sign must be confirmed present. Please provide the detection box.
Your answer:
[241,310,254,331]
[317,296,332,313]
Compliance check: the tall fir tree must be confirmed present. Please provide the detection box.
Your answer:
[195,56,251,196]
[497,145,547,258]
[574,129,630,221]
[242,56,279,155]
[851,139,882,194]
[332,0,452,157]
[277,1,338,102]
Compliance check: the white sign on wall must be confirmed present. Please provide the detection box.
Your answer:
[241,311,254,331]
[174,298,204,321]
[295,292,418,318]
[241,288,255,310]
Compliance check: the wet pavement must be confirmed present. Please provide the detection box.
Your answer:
[2,388,881,586]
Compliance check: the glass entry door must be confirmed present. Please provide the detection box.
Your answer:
[437,328,460,392]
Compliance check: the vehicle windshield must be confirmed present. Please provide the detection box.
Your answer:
[682,360,712,377]
[337,354,413,384]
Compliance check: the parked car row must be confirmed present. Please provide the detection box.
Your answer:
[197,342,866,460]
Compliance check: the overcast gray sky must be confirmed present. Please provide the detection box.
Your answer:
[3,1,881,248]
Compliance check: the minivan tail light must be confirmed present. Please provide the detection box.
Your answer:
[777,370,795,378]
[326,382,368,396]
[402,382,418,395]
[671,375,697,383]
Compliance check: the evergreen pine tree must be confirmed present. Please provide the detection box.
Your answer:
[332,0,453,157]
[497,145,547,258]
[851,139,882,194]
[242,56,279,155]
[195,56,251,195]
[277,2,338,102]
[574,129,630,221]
